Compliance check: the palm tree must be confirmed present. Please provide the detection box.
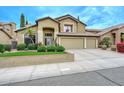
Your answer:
[24,28,35,44]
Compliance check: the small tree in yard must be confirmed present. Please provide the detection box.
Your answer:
[24,28,35,46]
[102,37,111,48]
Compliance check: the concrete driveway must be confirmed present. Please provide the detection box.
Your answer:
[67,49,124,70]
[1,49,124,85]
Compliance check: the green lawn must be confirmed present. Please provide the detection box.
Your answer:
[0,52,65,57]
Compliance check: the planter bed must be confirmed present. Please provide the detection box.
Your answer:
[0,52,74,68]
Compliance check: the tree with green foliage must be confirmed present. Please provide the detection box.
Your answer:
[24,28,35,45]
[20,13,25,28]
[102,37,111,48]
[26,20,28,25]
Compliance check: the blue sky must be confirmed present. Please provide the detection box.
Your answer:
[0,6,124,29]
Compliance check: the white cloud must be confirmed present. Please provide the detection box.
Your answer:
[36,6,124,29]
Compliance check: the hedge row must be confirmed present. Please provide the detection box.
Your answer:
[17,44,65,52]
[0,43,65,53]
[0,44,11,53]
[37,46,65,52]
[17,44,37,50]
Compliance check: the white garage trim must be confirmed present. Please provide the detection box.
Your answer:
[96,39,98,48]
[84,37,87,48]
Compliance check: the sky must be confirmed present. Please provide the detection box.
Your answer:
[0,6,124,29]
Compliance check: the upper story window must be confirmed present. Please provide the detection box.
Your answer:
[64,25,72,32]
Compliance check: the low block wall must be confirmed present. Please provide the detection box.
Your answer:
[0,53,74,68]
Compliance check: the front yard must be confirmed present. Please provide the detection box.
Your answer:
[0,51,74,68]
[0,44,74,68]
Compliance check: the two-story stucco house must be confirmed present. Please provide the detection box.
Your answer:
[15,14,99,49]
[1,14,124,49]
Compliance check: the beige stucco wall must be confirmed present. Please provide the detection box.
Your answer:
[0,30,11,44]
[77,22,85,32]
[16,26,37,44]
[58,18,85,33]
[115,27,124,44]
[99,32,113,44]
[37,19,59,44]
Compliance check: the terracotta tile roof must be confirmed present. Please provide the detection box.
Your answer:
[55,14,87,26]
[57,32,99,37]
[15,24,37,32]
[86,29,102,32]
[36,16,59,23]
[97,23,124,36]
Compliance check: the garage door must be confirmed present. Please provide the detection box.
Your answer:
[60,37,84,49]
[86,38,96,48]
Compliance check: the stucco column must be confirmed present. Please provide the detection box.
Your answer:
[84,37,87,48]
[37,30,43,44]
[95,39,98,48]
[115,31,121,44]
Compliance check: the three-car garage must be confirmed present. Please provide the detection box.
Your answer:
[58,36,98,49]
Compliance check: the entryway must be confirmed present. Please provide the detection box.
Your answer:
[43,28,54,46]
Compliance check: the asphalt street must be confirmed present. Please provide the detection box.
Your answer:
[5,66,124,86]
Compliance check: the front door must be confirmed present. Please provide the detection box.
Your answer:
[45,38,53,46]
[11,41,17,49]
[44,33,53,46]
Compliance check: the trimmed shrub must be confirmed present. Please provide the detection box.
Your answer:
[17,44,26,50]
[102,45,107,50]
[28,44,37,50]
[56,46,65,52]
[37,46,46,52]
[4,44,11,51]
[24,48,28,51]
[102,37,111,48]
[46,45,56,52]
[0,44,5,53]
[111,45,116,51]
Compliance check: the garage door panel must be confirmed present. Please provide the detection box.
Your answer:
[86,38,96,48]
[60,38,84,49]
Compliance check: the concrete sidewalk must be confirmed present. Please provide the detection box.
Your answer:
[0,49,124,85]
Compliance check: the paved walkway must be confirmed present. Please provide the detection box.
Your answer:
[1,49,124,85]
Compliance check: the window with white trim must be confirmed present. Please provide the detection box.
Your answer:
[64,25,72,32]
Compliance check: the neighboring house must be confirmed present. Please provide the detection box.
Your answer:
[97,23,124,45]
[1,14,124,49]
[0,22,16,44]
[15,14,99,49]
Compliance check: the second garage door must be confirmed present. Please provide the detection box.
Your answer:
[86,38,96,48]
[60,37,84,49]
